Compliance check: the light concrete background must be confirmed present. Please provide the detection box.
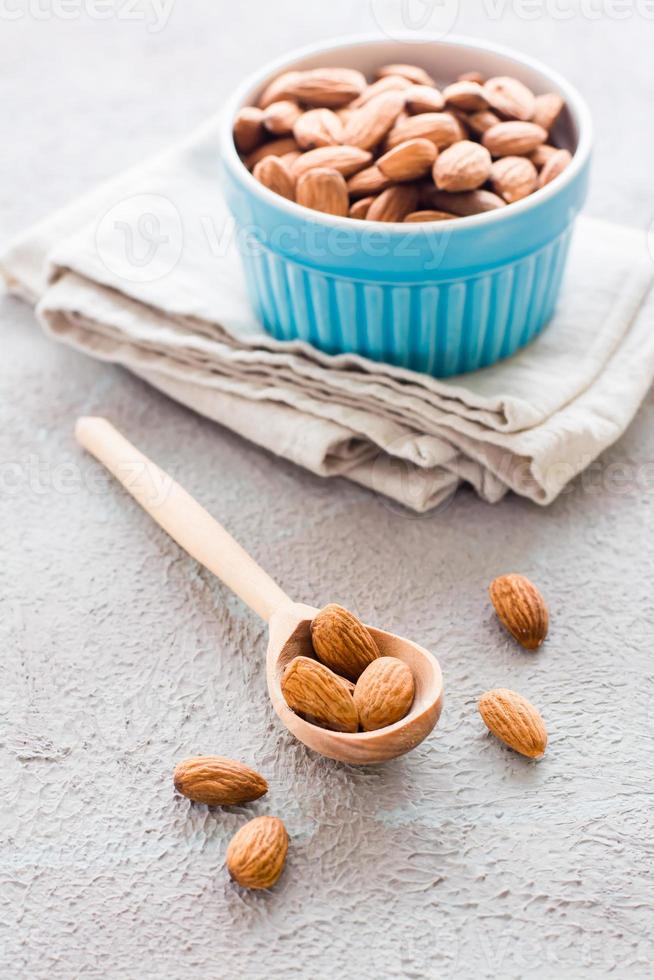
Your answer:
[1,3,653,978]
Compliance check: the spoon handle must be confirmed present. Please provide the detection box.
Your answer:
[75,417,292,623]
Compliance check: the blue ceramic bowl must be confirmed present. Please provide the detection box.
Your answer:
[220,35,592,377]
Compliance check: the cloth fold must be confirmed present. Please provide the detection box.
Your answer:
[2,115,653,511]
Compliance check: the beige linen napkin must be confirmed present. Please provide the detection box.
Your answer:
[2,116,654,511]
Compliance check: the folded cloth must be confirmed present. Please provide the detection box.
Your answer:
[2,116,653,511]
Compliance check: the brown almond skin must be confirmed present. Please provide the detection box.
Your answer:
[311,604,381,681]
[351,74,412,107]
[253,156,296,202]
[262,100,302,137]
[529,144,559,169]
[173,756,268,807]
[244,137,298,170]
[387,112,464,151]
[532,92,564,132]
[539,148,572,188]
[405,210,455,223]
[347,165,393,198]
[367,184,419,223]
[443,80,488,111]
[296,167,349,217]
[434,140,491,192]
[281,655,359,732]
[233,107,265,154]
[226,816,288,890]
[467,110,501,136]
[284,68,367,108]
[290,145,372,180]
[349,196,375,220]
[342,91,406,151]
[490,156,538,203]
[354,657,415,732]
[421,187,506,216]
[293,108,344,150]
[377,138,437,182]
[489,573,549,649]
[483,121,547,157]
[404,84,445,114]
[483,76,536,121]
[377,63,436,87]
[479,689,547,759]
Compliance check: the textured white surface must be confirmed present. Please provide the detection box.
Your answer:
[1,4,653,979]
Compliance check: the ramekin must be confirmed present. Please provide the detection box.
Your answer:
[220,35,592,377]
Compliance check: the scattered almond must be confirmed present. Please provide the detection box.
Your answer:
[483,121,548,157]
[281,655,359,732]
[378,138,437,182]
[479,689,548,759]
[434,140,491,192]
[489,574,549,650]
[293,108,344,149]
[173,756,268,807]
[483,76,536,121]
[226,816,288,890]
[490,156,538,203]
[539,148,572,187]
[354,657,415,732]
[296,167,349,216]
[311,604,381,680]
[253,156,296,202]
[367,184,419,223]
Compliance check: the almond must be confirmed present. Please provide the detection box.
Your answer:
[342,91,406,151]
[293,108,344,150]
[349,196,375,219]
[226,816,288,890]
[284,68,367,108]
[490,156,538,203]
[281,655,359,732]
[233,106,265,154]
[377,63,436,87]
[367,184,419,223]
[443,80,488,111]
[434,140,491,192]
[291,145,372,180]
[311,604,381,681]
[421,186,506,216]
[478,689,548,759]
[405,85,445,114]
[262,100,302,137]
[467,109,501,136]
[347,165,393,198]
[458,70,485,84]
[387,112,464,151]
[483,76,536,121]
[404,209,455,222]
[489,574,549,649]
[296,167,349,216]
[253,156,296,202]
[539,148,572,188]
[483,121,548,157]
[378,138,437,182]
[351,74,412,107]
[532,92,564,132]
[173,756,268,807]
[529,143,559,169]
[354,657,415,732]
[258,70,303,109]
[244,137,298,170]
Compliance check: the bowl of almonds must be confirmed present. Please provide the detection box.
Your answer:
[220,35,591,377]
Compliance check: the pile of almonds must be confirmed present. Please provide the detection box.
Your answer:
[172,574,551,891]
[282,604,416,733]
[234,63,572,222]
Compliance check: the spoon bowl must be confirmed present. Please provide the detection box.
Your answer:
[76,418,444,765]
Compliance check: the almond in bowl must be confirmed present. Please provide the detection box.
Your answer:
[234,61,572,222]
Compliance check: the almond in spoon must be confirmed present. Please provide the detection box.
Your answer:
[354,657,415,731]
[281,655,359,731]
[311,604,381,681]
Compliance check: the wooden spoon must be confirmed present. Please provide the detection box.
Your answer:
[75,417,443,764]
